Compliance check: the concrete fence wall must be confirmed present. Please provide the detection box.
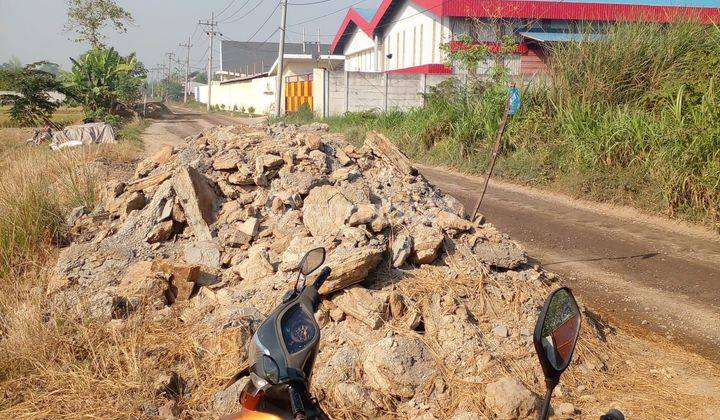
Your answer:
[196,76,278,114]
[312,70,461,117]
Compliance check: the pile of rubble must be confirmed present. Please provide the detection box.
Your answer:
[49,122,599,418]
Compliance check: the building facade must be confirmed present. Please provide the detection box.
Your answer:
[331,0,720,76]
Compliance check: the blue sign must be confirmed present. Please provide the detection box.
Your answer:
[509,87,521,116]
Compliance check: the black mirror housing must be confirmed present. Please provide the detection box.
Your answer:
[533,287,581,384]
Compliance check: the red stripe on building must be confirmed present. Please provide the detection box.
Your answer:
[387,64,453,74]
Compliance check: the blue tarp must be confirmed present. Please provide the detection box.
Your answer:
[520,31,606,42]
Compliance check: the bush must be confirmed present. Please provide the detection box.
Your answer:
[247,106,255,115]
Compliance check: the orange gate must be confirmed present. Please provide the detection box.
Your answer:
[285,74,313,113]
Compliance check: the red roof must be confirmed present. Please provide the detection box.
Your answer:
[331,0,720,53]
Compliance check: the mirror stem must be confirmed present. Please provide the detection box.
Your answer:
[538,379,557,420]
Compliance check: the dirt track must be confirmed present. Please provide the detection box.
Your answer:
[419,165,720,362]
[141,106,720,362]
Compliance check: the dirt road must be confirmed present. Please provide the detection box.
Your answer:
[142,105,260,156]
[140,108,720,361]
[419,165,720,361]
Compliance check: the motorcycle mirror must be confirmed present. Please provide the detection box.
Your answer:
[534,287,581,420]
[300,247,325,276]
[534,287,581,381]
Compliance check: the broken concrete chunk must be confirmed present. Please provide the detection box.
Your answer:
[319,246,384,295]
[302,185,355,237]
[484,377,539,419]
[391,234,413,268]
[363,335,435,398]
[363,131,416,176]
[127,171,171,193]
[333,287,387,330]
[213,150,242,170]
[228,165,254,185]
[257,154,284,169]
[303,133,323,151]
[348,204,377,227]
[434,210,473,233]
[233,245,274,281]
[412,225,444,265]
[184,241,221,269]
[335,149,352,166]
[472,241,527,269]
[173,166,217,242]
[152,259,201,301]
[146,220,174,243]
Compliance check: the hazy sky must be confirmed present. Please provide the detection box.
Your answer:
[0,0,382,71]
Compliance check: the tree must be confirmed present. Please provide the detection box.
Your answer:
[0,56,22,71]
[64,0,134,47]
[159,80,184,101]
[192,71,208,84]
[0,62,63,126]
[63,47,143,117]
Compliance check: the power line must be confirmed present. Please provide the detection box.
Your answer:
[218,0,252,22]
[288,0,370,27]
[246,2,281,42]
[222,0,265,24]
[288,0,334,4]
[216,0,237,18]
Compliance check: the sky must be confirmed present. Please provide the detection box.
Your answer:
[0,0,382,71]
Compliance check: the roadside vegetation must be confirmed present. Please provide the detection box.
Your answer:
[181,99,260,117]
[0,1,156,416]
[304,22,720,231]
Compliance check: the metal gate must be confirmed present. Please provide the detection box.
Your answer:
[285,74,313,113]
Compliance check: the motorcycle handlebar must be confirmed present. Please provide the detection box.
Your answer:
[600,409,625,420]
[312,267,332,290]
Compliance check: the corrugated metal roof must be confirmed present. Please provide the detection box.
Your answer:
[220,41,330,74]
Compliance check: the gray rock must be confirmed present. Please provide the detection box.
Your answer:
[363,335,436,398]
[302,185,355,237]
[472,241,528,269]
[184,240,222,269]
[213,376,250,415]
[485,377,538,419]
[391,234,413,268]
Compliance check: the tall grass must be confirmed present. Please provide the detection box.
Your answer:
[321,22,720,230]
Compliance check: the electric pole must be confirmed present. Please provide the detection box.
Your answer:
[165,52,176,82]
[199,13,222,111]
[180,38,192,103]
[275,0,289,117]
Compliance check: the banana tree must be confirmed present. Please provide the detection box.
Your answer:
[63,47,142,117]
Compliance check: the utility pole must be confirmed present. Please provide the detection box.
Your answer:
[165,52,176,82]
[275,0,289,118]
[199,13,221,111]
[180,38,192,103]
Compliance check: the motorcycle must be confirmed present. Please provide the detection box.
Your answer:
[227,247,331,420]
[227,248,623,420]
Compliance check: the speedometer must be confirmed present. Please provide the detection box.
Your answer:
[280,305,317,354]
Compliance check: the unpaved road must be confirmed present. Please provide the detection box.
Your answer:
[142,105,261,156]
[141,107,720,362]
[419,165,720,362]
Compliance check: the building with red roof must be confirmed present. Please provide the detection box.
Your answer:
[330,0,719,76]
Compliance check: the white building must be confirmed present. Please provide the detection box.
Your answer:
[331,0,720,76]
